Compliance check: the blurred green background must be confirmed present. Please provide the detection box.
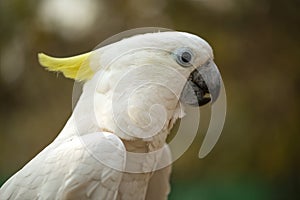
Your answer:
[0,0,299,199]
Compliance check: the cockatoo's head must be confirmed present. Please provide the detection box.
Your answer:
[38,31,221,140]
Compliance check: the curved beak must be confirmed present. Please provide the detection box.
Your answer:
[180,59,221,106]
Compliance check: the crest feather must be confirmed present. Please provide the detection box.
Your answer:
[38,52,93,81]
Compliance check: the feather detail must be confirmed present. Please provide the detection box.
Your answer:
[38,52,94,81]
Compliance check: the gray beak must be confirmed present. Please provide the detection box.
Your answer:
[180,59,221,106]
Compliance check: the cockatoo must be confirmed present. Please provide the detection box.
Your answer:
[0,31,221,200]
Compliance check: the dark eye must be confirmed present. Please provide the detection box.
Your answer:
[175,48,193,67]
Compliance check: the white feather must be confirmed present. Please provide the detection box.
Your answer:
[0,31,215,200]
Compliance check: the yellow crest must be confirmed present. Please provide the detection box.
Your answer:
[38,52,94,81]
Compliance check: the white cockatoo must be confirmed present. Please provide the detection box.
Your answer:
[0,31,221,200]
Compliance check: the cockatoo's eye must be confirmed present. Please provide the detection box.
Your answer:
[174,48,193,67]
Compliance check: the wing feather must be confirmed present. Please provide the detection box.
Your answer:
[0,132,125,200]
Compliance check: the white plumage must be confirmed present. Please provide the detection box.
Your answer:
[0,31,218,200]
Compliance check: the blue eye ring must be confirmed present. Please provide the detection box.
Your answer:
[174,48,193,67]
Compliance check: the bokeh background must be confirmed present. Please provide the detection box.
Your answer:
[0,0,299,199]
